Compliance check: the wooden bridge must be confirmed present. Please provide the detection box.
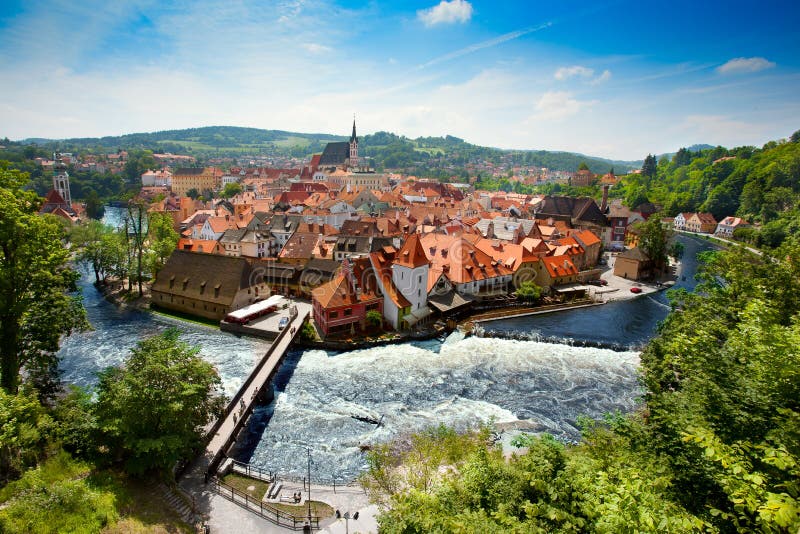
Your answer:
[187,307,310,478]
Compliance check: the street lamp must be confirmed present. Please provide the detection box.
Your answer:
[335,510,359,534]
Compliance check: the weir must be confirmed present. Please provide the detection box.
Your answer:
[183,309,310,479]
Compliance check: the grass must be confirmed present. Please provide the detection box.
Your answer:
[0,452,191,534]
[219,473,334,520]
[221,472,270,500]
[271,501,335,520]
[150,305,221,328]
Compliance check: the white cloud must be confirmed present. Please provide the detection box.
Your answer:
[302,43,332,54]
[531,91,593,121]
[717,57,775,75]
[417,0,473,27]
[555,65,611,85]
[554,65,594,80]
[590,69,612,85]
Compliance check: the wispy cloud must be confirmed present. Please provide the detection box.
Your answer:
[417,0,473,27]
[590,69,612,85]
[717,57,775,75]
[530,91,595,121]
[554,65,594,80]
[555,65,611,85]
[302,43,331,54]
[417,21,552,70]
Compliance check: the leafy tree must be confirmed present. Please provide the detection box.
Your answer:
[186,188,199,200]
[365,310,383,330]
[634,215,671,270]
[0,387,55,484]
[514,280,541,301]
[624,185,650,209]
[221,182,242,198]
[0,164,87,394]
[94,329,224,476]
[146,212,179,276]
[83,189,105,219]
[577,161,590,171]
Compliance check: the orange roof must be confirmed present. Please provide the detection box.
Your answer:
[420,233,512,284]
[473,238,541,272]
[573,229,601,247]
[541,255,578,278]
[311,258,380,308]
[177,238,220,254]
[395,233,429,268]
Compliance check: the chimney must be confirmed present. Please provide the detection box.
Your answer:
[601,184,609,212]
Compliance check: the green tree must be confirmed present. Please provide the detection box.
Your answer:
[0,164,87,394]
[94,329,224,476]
[83,189,105,219]
[366,310,383,330]
[578,161,590,171]
[146,212,179,276]
[0,387,54,484]
[642,154,657,178]
[221,182,242,198]
[514,280,541,302]
[186,188,199,200]
[634,215,671,270]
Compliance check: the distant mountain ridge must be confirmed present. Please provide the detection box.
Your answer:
[19,125,653,173]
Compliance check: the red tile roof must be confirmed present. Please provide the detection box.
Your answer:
[395,233,429,268]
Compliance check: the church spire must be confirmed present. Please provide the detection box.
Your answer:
[350,117,357,143]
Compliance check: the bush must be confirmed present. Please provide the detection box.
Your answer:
[514,281,541,302]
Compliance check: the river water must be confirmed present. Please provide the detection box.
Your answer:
[58,208,714,482]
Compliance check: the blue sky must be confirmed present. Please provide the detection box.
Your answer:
[1,0,798,159]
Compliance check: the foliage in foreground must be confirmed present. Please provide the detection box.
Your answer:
[94,328,225,476]
[363,239,800,532]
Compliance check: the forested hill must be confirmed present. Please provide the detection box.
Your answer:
[614,131,800,247]
[18,125,639,174]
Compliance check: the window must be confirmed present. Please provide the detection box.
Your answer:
[330,311,339,319]
[344,308,352,316]
[418,275,422,283]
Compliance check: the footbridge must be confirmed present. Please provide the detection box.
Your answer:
[189,306,310,478]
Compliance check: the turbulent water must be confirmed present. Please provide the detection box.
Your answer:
[58,210,713,483]
[239,334,640,481]
[58,207,270,397]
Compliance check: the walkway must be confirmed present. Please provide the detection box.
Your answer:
[185,306,310,479]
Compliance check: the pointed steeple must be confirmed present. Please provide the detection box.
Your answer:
[350,118,357,143]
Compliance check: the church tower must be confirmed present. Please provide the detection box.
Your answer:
[53,152,72,205]
[348,119,359,169]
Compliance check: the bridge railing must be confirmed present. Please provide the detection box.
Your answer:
[212,477,320,530]
[205,311,310,446]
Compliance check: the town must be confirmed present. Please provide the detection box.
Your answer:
[38,120,746,342]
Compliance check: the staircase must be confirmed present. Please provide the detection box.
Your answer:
[155,482,203,530]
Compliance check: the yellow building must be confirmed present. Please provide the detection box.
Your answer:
[171,167,221,196]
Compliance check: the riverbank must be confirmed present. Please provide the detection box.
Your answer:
[94,277,151,311]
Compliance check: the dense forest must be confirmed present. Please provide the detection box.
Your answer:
[613,131,800,247]
[362,238,800,532]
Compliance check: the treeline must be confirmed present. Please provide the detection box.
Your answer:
[362,237,800,532]
[615,130,800,247]
[0,164,218,531]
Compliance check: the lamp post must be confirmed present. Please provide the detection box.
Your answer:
[335,510,359,534]
[306,448,312,524]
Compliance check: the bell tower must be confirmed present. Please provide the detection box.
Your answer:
[53,151,72,205]
[349,118,359,169]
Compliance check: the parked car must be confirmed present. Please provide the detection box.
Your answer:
[587,279,603,286]
[278,317,290,330]
[630,287,642,294]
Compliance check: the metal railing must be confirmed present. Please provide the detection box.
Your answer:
[212,477,320,531]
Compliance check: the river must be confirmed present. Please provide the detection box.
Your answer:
[58,208,715,482]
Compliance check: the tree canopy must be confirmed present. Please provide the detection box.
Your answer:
[94,329,224,476]
[363,237,800,532]
[0,163,87,394]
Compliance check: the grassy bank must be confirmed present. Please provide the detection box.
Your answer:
[0,452,190,533]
